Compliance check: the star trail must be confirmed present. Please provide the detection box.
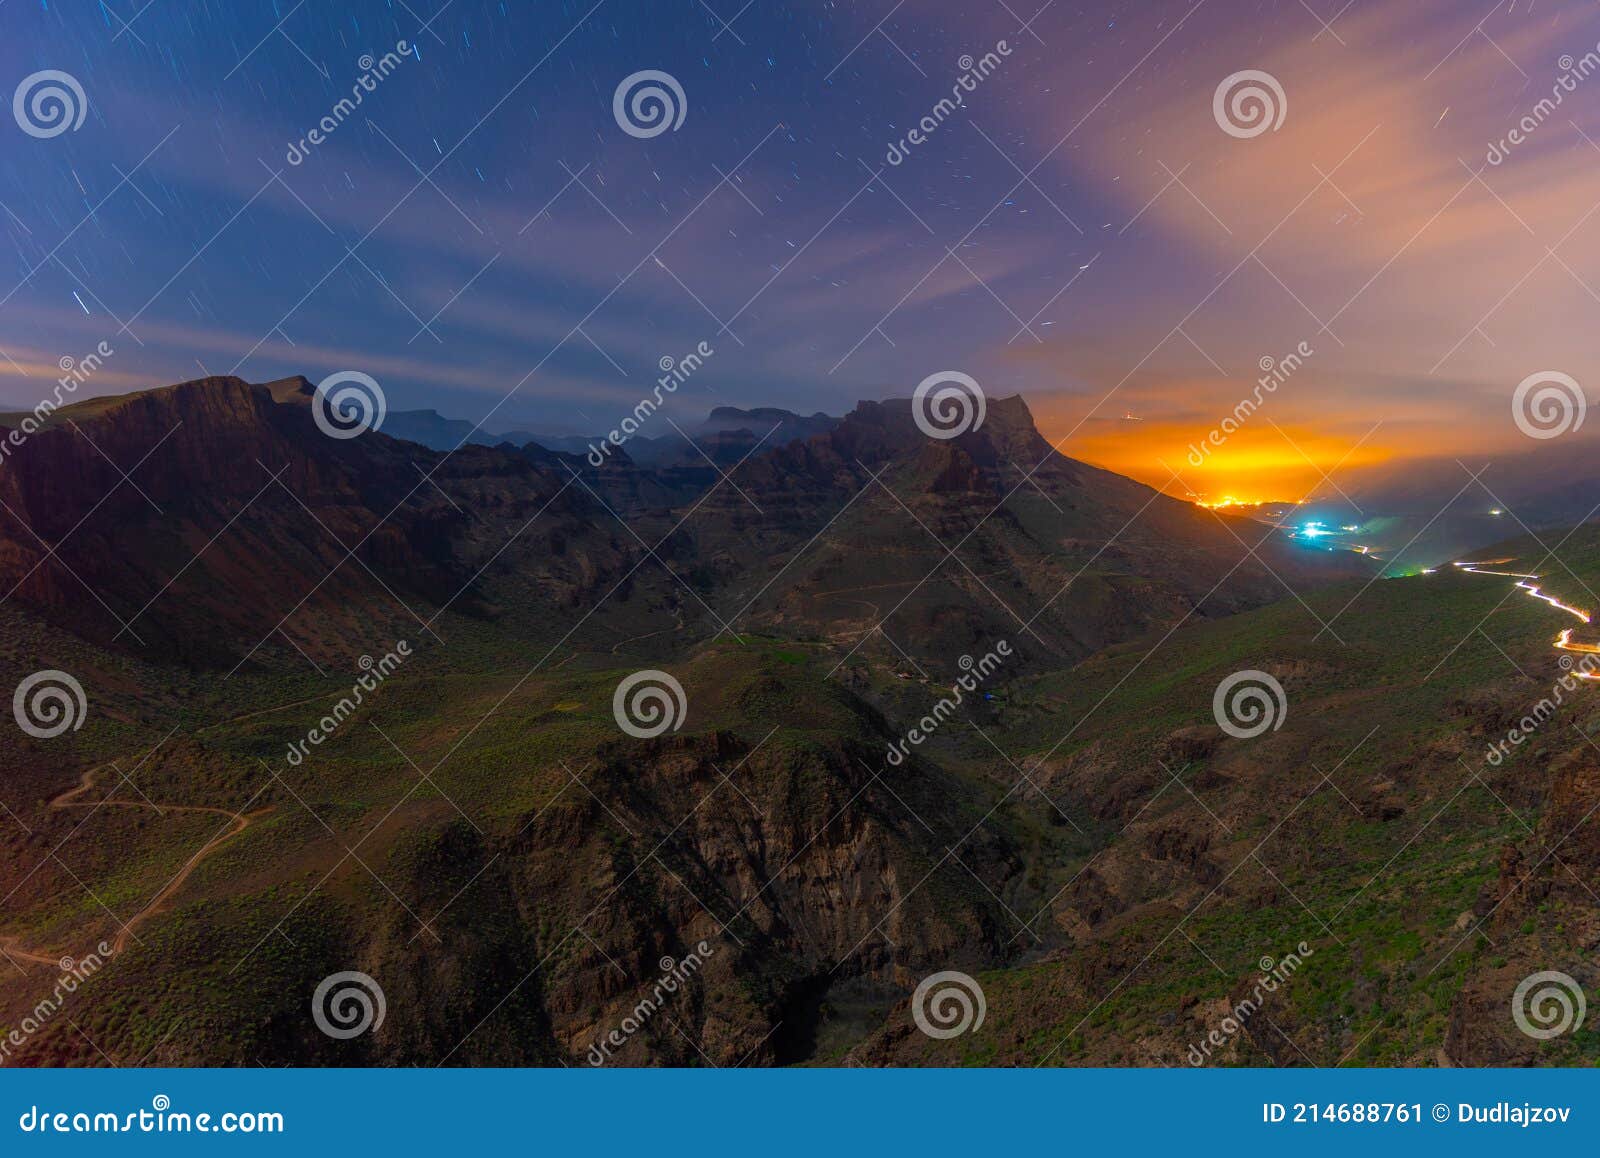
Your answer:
[4,1,1600,499]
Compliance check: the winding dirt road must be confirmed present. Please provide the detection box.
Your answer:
[2,738,276,973]
[0,935,63,969]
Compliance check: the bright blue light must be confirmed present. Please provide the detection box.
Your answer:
[1300,522,1329,538]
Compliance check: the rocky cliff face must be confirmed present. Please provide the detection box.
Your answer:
[0,378,1368,673]
[0,377,641,668]
[659,393,1370,670]
[486,726,1014,1066]
[0,651,1023,1067]
[1443,749,1600,1065]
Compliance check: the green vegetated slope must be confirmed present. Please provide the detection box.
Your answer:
[855,530,1600,1066]
[3,515,1597,1066]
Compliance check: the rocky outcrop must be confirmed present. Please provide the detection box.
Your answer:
[0,377,640,667]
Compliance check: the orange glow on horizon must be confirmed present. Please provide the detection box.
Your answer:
[1036,415,1395,504]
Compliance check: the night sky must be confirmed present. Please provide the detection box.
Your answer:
[4,0,1600,499]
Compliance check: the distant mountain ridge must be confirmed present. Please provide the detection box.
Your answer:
[0,375,644,667]
[380,408,544,452]
[0,375,1369,671]
[382,402,841,468]
[654,392,1374,666]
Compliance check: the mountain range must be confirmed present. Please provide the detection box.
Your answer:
[0,374,1592,1068]
[0,376,1364,672]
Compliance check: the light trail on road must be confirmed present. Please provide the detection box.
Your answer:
[1456,561,1600,679]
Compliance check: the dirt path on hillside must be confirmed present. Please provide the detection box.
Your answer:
[0,935,64,969]
[0,698,298,971]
